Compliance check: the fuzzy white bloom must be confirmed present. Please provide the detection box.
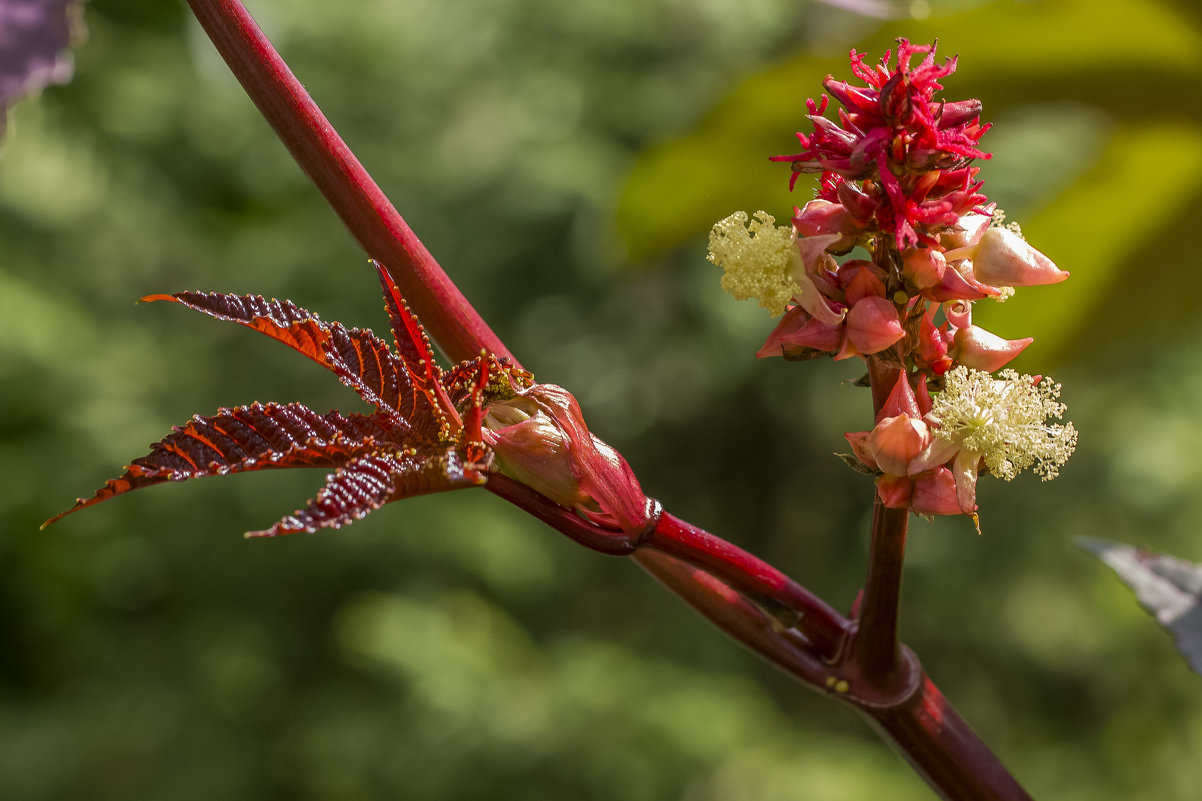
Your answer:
[929,366,1078,482]
[707,211,800,317]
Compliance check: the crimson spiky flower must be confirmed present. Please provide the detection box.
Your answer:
[772,39,991,250]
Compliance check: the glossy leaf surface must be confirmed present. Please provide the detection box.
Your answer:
[46,261,510,536]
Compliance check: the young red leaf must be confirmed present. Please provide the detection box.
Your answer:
[47,263,514,536]
[45,402,387,525]
[248,448,486,537]
[372,259,441,389]
[141,291,435,436]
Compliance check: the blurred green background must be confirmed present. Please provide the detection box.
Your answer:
[3,0,1202,798]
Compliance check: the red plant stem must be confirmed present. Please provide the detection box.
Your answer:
[645,510,846,660]
[494,482,1032,801]
[184,0,513,366]
[489,475,847,657]
[853,498,910,685]
[865,677,1035,801]
[485,473,644,556]
[185,3,1033,797]
[852,357,911,684]
[867,354,900,422]
[632,550,833,688]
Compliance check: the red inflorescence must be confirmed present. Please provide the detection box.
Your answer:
[773,40,992,250]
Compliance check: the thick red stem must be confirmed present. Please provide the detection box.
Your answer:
[184,0,512,366]
[494,483,1031,801]
[633,550,833,688]
[486,479,845,658]
[865,676,1035,801]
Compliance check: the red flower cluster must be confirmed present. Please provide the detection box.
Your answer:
[745,42,1075,520]
[709,41,1076,522]
[773,40,991,250]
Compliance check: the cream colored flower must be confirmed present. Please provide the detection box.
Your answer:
[707,211,802,317]
[929,366,1078,483]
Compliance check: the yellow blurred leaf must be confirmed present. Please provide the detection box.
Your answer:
[977,121,1202,367]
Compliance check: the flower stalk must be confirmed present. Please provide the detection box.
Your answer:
[849,356,911,685]
[854,494,910,683]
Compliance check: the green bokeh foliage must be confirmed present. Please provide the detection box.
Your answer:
[2,0,1202,798]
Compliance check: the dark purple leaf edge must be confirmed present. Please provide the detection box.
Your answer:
[0,0,86,136]
[1078,537,1202,677]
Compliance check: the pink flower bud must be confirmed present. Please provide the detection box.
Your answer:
[836,179,879,222]
[912,467,961,515]
[952,325,1033,372]
[914,375,934,414]
[822,77,877,115]
[938,99,983,129]
[792,234,848,326]
[844,430,877,471]
[922,261,994,302]
[867,414,930,475]
[902,247,946,290]
[915,312,950,372]
[940,212,990,251]
[487,384,651,534]
[876,474,914,509]
[838,259,887,305]
[793,200,860,254]
[971,227,1068,287]
[843,296,904,356]
[879,371,922,421]
[756,305,842,359]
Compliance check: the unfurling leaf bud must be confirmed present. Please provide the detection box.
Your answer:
[485,401,590,510]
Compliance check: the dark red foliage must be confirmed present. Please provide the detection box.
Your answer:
[45,261,529,536]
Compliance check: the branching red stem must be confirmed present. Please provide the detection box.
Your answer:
[633,550,833,688]
[645,510,846,660]
[184,3,1032,797]
[492,479,1032,801]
